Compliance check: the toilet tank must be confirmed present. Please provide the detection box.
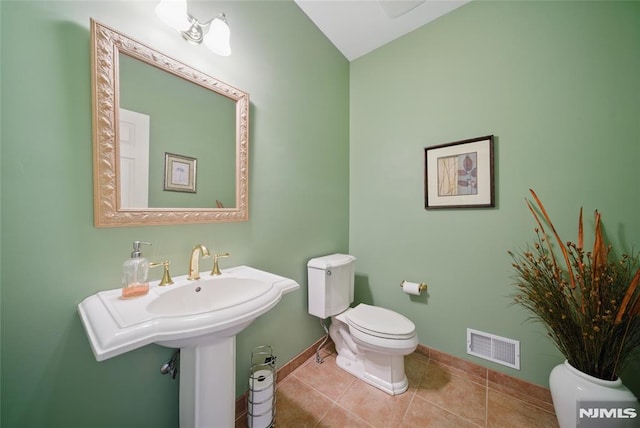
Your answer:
[307,254,356,319]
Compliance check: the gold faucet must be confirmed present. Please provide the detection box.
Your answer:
[188,244,211,280]
[211,253,230,276]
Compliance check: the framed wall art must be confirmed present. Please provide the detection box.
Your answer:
[164,152,197,193]
[424,135,494,209]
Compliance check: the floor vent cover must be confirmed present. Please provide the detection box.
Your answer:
[466,328,520,370]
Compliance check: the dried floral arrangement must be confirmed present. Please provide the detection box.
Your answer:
[509,189,640,380]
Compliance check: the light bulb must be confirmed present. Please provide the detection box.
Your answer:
[155,0,190,32]
[203,15,231,56]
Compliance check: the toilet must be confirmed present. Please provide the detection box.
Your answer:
[307,254,418,395]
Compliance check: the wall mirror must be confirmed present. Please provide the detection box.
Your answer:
[91,19,249,227]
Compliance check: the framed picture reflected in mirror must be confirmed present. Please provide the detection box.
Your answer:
[164,152,197,193]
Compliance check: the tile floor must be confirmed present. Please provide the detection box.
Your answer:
[238,347,559,428]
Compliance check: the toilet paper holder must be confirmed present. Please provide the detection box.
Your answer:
[247,345,276,428]
[400,280,428,292]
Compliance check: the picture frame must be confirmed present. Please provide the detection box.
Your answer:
[424,135,494,209]
[164,152,197,193]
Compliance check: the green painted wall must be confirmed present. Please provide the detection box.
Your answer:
[0,1,348,427]
[350,0,640,394]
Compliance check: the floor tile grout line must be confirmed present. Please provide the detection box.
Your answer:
[289,356,368,427]
[428,358,487,425]
[485,375,489,427]
[400,389,418,426]
[331,400,378,428]
[311,403,333,428]
[292,356,356,405]
[487,386,557,416]
[287,359,335,428]
[428,359,488,389]
[410,393,485,427]
[289,370,338,405]
[413,360,486,427]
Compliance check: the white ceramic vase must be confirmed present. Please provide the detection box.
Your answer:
[549,360,638,428]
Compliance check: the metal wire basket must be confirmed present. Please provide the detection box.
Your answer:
[247,345,276,428]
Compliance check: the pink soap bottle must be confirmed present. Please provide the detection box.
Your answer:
[122,241,151,299]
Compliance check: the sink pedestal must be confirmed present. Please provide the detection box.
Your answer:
[179,337,236,428]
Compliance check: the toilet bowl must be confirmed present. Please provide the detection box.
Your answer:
[330,304,418,395]
[307,254,418,395]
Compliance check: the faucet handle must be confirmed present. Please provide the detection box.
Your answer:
[211,253,230,276]
[150,260,174,286]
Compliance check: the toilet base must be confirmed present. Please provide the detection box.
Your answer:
[329,316,415,395]
[335,352,409,395]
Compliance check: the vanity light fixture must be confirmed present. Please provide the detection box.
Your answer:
[155,0,231,56]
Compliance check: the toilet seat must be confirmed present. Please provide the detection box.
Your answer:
[345,304,416,340]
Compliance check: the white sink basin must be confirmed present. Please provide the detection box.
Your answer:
[77,265,299,360]
[147,277,273,316]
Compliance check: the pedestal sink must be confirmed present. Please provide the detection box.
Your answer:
[77,265,299,427]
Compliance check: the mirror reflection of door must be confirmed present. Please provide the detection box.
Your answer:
[119,108,150,208]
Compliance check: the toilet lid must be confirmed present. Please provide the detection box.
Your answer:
[345,304,416,339]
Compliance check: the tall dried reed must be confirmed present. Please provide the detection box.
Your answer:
[510,189,640,380]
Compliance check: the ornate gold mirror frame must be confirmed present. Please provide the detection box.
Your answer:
[91,19,249,227]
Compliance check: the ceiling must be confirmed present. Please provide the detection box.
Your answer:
[293,0,470,61]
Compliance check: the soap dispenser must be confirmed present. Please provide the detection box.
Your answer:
[122,241,151,299]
